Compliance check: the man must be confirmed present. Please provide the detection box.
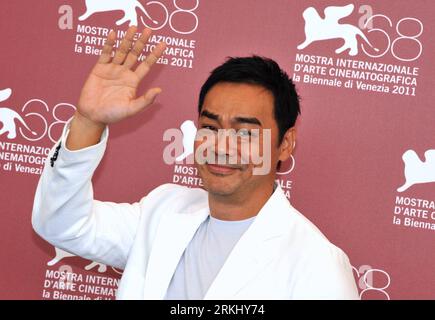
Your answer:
[32,26,359,299]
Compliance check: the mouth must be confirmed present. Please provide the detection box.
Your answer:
[206,163,240,175]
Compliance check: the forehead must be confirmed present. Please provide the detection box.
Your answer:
[201,82,274,121]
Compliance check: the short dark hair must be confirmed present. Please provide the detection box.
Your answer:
[198,56,300,144]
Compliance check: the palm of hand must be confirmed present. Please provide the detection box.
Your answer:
[79,63,140,124]
[76,26,166,125]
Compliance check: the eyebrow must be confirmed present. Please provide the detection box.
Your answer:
[200,110,262,126]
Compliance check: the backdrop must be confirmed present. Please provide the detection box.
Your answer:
[0,0,434,300]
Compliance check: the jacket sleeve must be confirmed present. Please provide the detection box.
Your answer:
[293,243,361,300]
[31,118,141,269]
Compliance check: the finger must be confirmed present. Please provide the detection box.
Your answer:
[134,41,167,80]
[98,30,116,64]
[129,88,162,115]
[123,28,152,69]
[112,26,137,65]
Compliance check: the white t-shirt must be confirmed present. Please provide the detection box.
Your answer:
[165,214,256,300]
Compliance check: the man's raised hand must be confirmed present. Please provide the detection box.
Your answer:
[77,25,166,125]
[66,26,166,150]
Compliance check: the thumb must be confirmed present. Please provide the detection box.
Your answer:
[130,88,162,115]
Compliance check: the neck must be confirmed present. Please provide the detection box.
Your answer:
[208,181,275,221]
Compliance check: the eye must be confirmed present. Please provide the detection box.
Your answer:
[236,129,251,137]
[200,125,218,131]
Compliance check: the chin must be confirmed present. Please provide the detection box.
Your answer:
[206,184,237,196]
[201,175,237,195]
[199,170,239,196]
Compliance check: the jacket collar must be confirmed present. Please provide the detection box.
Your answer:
[143,183,292,299]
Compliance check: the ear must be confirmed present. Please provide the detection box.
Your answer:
[278,127,296,162]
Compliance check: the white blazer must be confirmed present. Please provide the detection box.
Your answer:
[32,121,360,300]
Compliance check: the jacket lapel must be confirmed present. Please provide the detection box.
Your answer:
[143,208,209,299]
[204,185,291,299]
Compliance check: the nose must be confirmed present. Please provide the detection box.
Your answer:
[215,129,237,157]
